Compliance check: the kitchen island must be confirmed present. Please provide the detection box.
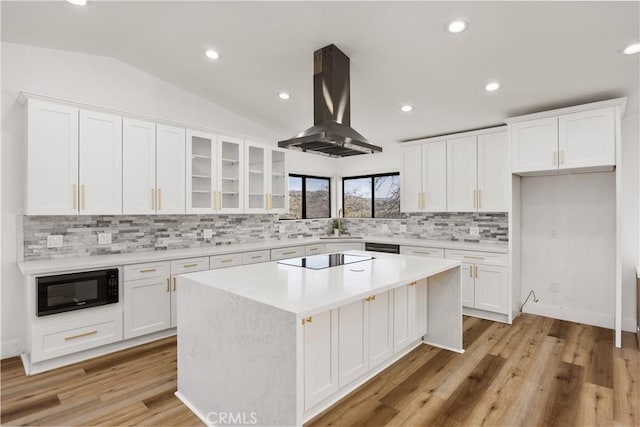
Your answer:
[175,251,462,426]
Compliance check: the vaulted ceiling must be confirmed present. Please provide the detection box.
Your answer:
[2,1,638,147]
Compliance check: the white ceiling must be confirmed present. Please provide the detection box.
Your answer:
[2,1,638,148]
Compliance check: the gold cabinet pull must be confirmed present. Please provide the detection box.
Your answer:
[365,294,376,301]
[157,189,162,210]
[183,263,198,268]
[81,185,86,210]
[282,250,296,255]
[473,190,476,208]
[553,151,558,165]
[251,255,263,260]
[151,188,156,210]
[422,192,426,209]
[218,191,222,210]
[413,250,430,255]
[409,281,417,286]
[475,265,479,278]
[464,255,485,260]
[173,277,177,291]
[140,268,156,273]
[302,316,313,325]
[65,330,97,341]
[72,184,77,210]
[166,278,170,292]
[469,266,473,277]
[220,258,234,263]
[478,190,482,209]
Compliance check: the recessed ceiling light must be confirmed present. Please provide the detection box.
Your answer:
[400,105,413,112]
[67,0,87,5]
[205,49,220,60]
[485,82,500,92]
[447,20,467,34]
[623,43,640,55]
[278,92,291,100]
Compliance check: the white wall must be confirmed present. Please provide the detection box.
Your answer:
[520,173,617,327]
[0,42,334,358]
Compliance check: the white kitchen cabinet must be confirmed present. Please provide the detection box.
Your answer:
[400,142,446,212]
[303,310,339,411]
[271,246,305,261]
[186,130,217,214]
[400,246,445,258]
[156,125,186,214]
[170,257,209,328]
[218,135,244,213]
[210,253,243,269]
[368,292,393,369]
[26,99,79,215]
[393,280,427,354]
[78,110,122,215]
[242,250,270,265]
[477,132,509,211]
[445,249,508,315]
[245,141,288,214]
[124,275,171,339]
[474,265,508,314]
[122,118,156,214]
[338,299,368,388]
[324,242,363,252]
[447,136,477,212]
[510,117,558,174]
[558,107,615,170]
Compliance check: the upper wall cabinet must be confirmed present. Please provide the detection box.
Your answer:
[446,130,509,212]
[244,141,288,214]
[218,135,244,213]
[79,110,122,215]
[186,130,217,214]
[400,142,446,212]
[25,99,79,215]
[156,125,186,214]
[123,119,157,215]
[509,102,620,175]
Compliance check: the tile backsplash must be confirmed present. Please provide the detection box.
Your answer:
[23,212,507,260]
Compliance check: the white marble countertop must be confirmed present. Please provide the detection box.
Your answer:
[180,250,461,317]
[18,235,506,275]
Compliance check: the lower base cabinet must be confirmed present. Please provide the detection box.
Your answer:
[124,276,172,339]
[393,279,427,354]
[304,310,339,411]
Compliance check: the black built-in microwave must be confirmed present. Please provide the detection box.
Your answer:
[36,268,118,316]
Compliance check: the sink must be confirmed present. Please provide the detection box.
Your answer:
[319,236,363,240]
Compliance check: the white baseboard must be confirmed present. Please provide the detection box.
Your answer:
[1,339,22,359]
[523,302,614,329]
[175,391,212,426]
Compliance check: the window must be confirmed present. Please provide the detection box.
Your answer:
[281,174,331,219]
[342,173,400,218]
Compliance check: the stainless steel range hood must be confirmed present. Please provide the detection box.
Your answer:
[278,44,381,158]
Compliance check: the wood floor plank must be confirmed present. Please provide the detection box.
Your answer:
[561,322,595,367]
[539,361,585,427]
[548,318,572,339]
[585,326,614,389]
[576,382,613,427]
[612,334,639,427]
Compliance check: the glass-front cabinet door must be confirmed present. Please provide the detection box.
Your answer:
[186,130,216,213]
[270,148,288,213]
[217,135,244,213]
[245,141,268,213]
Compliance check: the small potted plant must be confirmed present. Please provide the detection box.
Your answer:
[331,219,341,236]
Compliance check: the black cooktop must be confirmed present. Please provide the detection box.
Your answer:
[277,253,375,270]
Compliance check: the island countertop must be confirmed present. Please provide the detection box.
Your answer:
[179,250,460,317]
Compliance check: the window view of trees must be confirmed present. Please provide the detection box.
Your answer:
[281,175,331,219]
[343,173,400,218]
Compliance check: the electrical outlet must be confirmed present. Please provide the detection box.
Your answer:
[550,229,557,239]
[98,232,112,245]
[550,282,560,293]
[381,224,389,232]
[47,235,63,248]
[203,229,213,239]
[399,224,407,233]
[469,226,480,236]
[279,224,286,234]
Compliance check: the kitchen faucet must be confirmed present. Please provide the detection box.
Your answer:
[337,208,343,233]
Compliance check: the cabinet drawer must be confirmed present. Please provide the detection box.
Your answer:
[124,261,170,281]
[444,249,507,267]
[210,253,243,269]
[400,246,445,258]
[271,246,305,261]
[305,244,326,256]
[242,250,270,265]
[31,310,123,363]
[170,257,209,275]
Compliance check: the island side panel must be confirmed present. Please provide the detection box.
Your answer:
[424,266,464,352]
[176,277,299,426]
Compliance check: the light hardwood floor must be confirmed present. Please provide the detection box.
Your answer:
[1,314,638,426]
